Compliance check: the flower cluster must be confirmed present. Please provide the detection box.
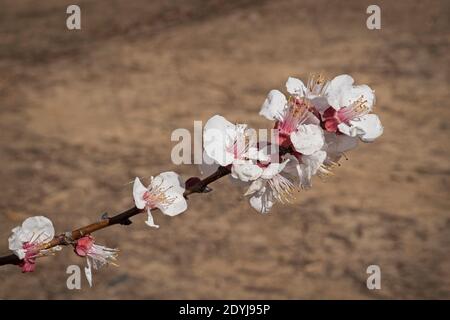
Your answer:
[202,73,383,213]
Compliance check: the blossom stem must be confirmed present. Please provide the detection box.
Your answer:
[0,166,232,267]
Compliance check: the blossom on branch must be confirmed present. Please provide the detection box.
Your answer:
[8,216,60,272]
[0,71,384,278]
[133,171,188,228]
[74,235,118,287]
[321,74,383,142]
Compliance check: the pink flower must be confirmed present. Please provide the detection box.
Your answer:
[74,235,118,269]
[19,242,38,273]
[74,235,94,257]
[74,235,118,287]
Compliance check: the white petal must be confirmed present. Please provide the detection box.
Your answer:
[290,124,324,155]
[231,160,263,182]
[341,84,375,112]
[23,216,55,242]
[85,258,93,287]
[151,171,185,195]
[244,179,266,196]
[132,177,148,209]
[249,186,275,214]
[337,122,358,137]
[145,208,160,228]
[259,90,287,121]
[350,114,383,142]
[303,151,327,174]
[203,115,236,166]
[297,151,327,188]
[325,74,354,109]
[8,216,55,259]
[326,74,375,111]
[286,77,306,96]
[8,227,25,255]
[158,193,188,216]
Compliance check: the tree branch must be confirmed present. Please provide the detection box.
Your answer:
[0,166,231,267]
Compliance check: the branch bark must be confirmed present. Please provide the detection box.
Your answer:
[0,166,231,267]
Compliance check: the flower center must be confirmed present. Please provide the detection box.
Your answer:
[276,97,310,136]
[143,179,176,209]
[336,97,369,123]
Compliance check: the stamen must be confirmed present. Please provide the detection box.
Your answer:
[143,177,177,209]
[338,97,369,122]
[268,174,299,203]
[277,98,310,135]
[307,72,329,96]
[317,163,335,180]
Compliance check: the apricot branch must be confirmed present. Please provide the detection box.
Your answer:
[0,166,231,267]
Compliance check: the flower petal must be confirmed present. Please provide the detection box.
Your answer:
[8,226,25,258]
[350,114,383,142]
[203,115,236,166]
[326,74,375,111]
[85,258,93,287]
[290,124,324,155]
[244,178,266,196]
[132,177,148,209]
[325,74,354,109]
[8,216,55,259]
[249,186,275,214]
[151,171,185,195]
[341,84,375,112]
[337,122,358,137]
[286,77,306,96]
[23,216,55,243]
[145,208,160,228]
[231,160,263,182]
[259,90,287,121]
[297,150,326,188]
[152,171,188,216]
[158,193,188,216]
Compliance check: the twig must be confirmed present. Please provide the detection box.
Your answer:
[0,166,231,267]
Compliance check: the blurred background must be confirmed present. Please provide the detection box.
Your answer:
[0,0,449,299]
